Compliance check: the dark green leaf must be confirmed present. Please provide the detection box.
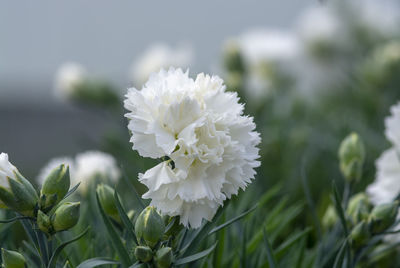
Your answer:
[275,227,313,259]
[0,216,33,223]
[96,192,132,268]
[208,203,258,236]
[120,165,145,209]
[47,227,89,268]
[263,228,277,268]
[114,188,138,245]
[76,257,120,268]
[175,241,218,266]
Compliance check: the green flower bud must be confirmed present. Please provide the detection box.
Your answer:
[0,171,39,217]
[369,202,399,234]
[346,193,371,225]
[135,206,165,248]
[37,210,53,234]
[134,246,153,263]
[96,184,120,223]
[40,164,70,212]
[127,209,136,221]
[51,202,80,232]
[322,205,338,229]
[154,247,173,268]
[1,248,26,268]
[223,40,245,74]
[338,133,366,182]
[164,216,183,237]
[350,220,370,249]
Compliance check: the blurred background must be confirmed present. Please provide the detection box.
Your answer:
[0,0,309,176]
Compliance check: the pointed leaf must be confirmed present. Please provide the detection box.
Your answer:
[47,227,89,268]
[76,257,119,268]
[175,241,218,266]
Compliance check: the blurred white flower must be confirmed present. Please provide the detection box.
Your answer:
[367,148,400,205]
[230,29,300,100]
[350,0,400,38]
[74,151,120,192]
[125,68,261,228]
[0,153,17,191]
[54,62,87,99]
[296,6,343,48]
[130,43,193,86]
[37,157,75,186]
[385,102,400,149]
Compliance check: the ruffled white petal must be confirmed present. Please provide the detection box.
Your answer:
[125,68,261,228]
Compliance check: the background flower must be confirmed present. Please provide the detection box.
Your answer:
[54,62,87,99]
[130,43,193,87]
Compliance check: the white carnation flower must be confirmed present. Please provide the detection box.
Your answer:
[74,151,120,192]
[385,102,400,149]
[124,68,261,228]
[0,153,18,191]
[37,157,75,186]
[0,153,19,207]
[296,6,343,48]
[228,29,300,101]
[130,43,193,86]
[54,62,87,99]
[367,148,400,205]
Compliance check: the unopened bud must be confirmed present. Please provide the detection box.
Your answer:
[40,164,70,211]
[223,40,245,74]
[346,193,371,225]
[322,205,338,229]
[51,202,80,232]
[350,220,370,249]
[154,247,173,268]
[1,248,26,268]
[135,206,165,248]
[338,133,365,182]
[96,184,120,223]
[134,246,153,263]
[37,210,53,234]
[369,202,399,234]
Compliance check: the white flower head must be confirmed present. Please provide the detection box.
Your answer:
[237,29,300,65]
[350,0,400,38]
[74,151,120,192]
[367,148,400,205]
[54,62,87,99]
[124,68,261,228]
[0,153,18,191]
[130,43,193,86]
[385,102,400,149]
[37,157,75,186]
[229,29,300,100]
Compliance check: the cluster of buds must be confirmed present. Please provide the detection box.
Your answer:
[338,133,366,183]
[347,193,399,249]
[132,206,176,267]
[36,164,80,235]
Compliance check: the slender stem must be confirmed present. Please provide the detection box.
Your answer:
[35,228,49,267]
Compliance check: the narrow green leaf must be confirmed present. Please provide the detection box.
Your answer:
[47,227,89,268]
[0,216,33,223]
[165,217,177,234]
[333,239,348,268]
[63,183,81,200]
[76,257,120,268]
[332,182,349,236]
[120,165,145,209]
[275,227,313,259]
[263,228,277,268]
[301,160,322,239]
[113,188,138,245]
[208,203,258,236]
[180,203,228,256]
[175,241,218,266]
[96,192,132,268]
